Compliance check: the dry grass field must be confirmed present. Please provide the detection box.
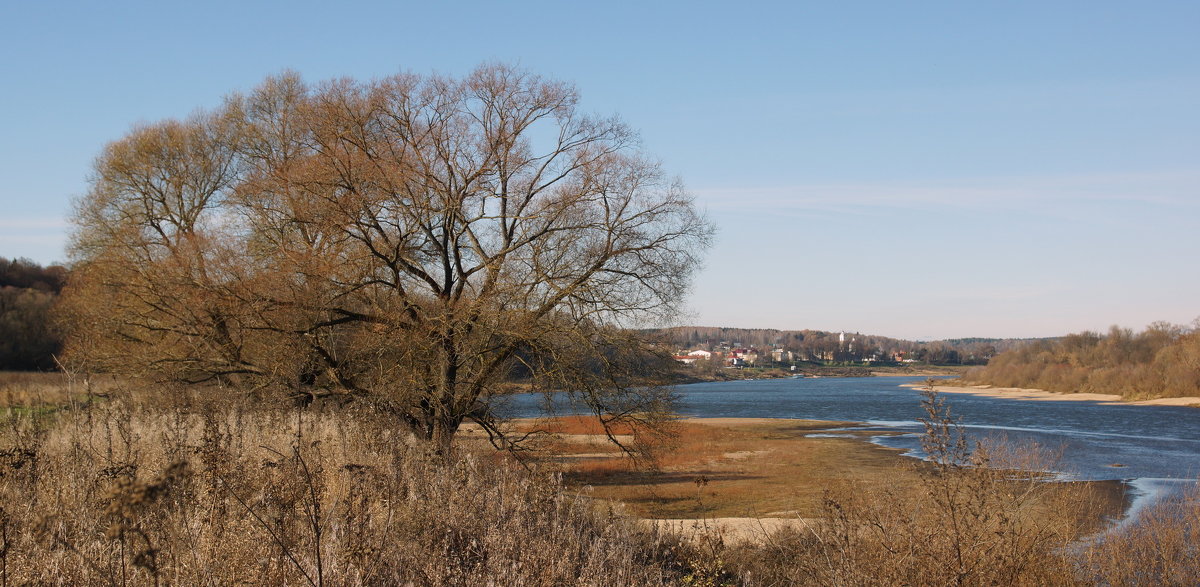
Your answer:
[0,374,686,585]
[0,372,1196,585]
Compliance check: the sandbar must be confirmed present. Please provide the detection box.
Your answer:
[911,383,1200,407]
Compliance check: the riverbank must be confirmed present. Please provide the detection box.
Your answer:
[476,416,1129,543]
[914,382,1200,407]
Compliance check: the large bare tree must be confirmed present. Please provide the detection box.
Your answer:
[63,64,713,448]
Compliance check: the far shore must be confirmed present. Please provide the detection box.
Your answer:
[869,370,958,377]
[672,364,966,384]
[911,382,1200,407]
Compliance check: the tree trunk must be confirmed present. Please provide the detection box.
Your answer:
[431,418,458,454]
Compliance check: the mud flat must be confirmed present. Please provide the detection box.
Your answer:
[490,416,1129,543]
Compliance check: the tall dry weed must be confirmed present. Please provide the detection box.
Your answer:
[1,376,1195,586]
[1079,483,1200,585]
[0,382,684,585]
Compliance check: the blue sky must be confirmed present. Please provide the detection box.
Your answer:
[2,1,1197,339]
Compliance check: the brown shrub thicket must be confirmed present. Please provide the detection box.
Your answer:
[1079,486,1200,586]
[963,321,1200,399]
[0,382,683,585]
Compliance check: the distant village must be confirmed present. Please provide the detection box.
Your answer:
[660,327,1020,369]
[673,332,914,368]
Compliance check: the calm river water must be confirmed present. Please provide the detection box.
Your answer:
[502,376,1200,508]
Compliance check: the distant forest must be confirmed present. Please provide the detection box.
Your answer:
[649,326,1040,366]
[960,322,1200,399]
[0,257,66,370]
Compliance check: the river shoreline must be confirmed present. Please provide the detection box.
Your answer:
[493,416,1131,541]
[912,382,1200,407]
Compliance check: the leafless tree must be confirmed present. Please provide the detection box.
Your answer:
[63,64,713,449]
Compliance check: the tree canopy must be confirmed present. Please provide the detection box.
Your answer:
[962,321,1200,399]
[63,64,713,447]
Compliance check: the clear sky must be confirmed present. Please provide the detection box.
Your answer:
[2,1,1197,339]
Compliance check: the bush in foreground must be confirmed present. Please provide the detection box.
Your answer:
[0,386,682,585]
[0,377,1197,585]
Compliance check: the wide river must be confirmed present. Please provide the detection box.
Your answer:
[503,376,1200,510]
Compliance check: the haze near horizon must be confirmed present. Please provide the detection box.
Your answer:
[2,1,1196,339]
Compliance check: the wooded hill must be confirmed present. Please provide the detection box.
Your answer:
[960,322,1200,399]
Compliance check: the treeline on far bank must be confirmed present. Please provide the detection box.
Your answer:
[0,257,66,370]
[961,321,1200,399]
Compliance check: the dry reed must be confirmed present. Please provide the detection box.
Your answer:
[0,376,1193,585]
[0,382,683,585]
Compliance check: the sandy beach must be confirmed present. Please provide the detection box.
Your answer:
[910,383,1200,407]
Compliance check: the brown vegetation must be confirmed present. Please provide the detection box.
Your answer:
[0,374,1196,584]
[963,321,1200,399]
[0,377,683,585]
[1078,485,1200,585]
